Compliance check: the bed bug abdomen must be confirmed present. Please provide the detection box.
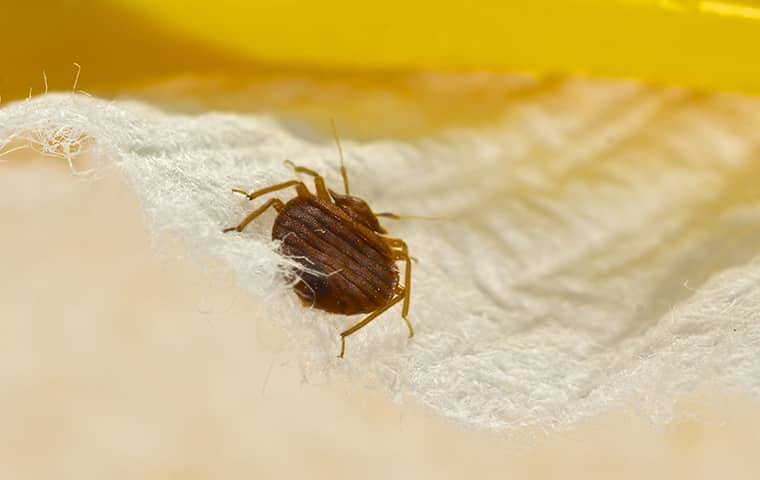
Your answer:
[272,196,399,315]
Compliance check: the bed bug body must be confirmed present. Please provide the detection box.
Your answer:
[272,194,399,316]
[224,126,413,357]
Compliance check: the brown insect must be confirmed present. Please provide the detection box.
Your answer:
[223,125,413,357]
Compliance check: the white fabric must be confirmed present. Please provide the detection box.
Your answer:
[3,82,760,432]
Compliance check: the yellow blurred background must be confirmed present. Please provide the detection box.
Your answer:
[6,0,760,101]
[6,0,760,141]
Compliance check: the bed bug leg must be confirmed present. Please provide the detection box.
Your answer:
[339,293,405,358]
[284,160,331,201]
[392,251,413,335]
[223,198,285,233]
[376,212,444,222]
[385,237,414,335]
[232,179,310,201]
[375,212,402,220]
[385,236,418,263]
[384,237,408,253]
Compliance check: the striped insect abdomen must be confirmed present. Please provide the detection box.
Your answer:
[272,197,398,315]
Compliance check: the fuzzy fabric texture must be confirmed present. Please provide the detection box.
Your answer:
[3,82,760,432]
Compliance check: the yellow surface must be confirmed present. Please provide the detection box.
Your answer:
[108,0,760,94]
[1,2,242,101]
[5,1,760,101]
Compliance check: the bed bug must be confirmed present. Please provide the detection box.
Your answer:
[223,123,413,358]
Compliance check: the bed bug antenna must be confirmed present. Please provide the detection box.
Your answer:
[72,63,81,92]
[331,118,350,195]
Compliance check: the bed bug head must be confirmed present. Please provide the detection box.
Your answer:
[329,189,387,234]
[328,119,386,234]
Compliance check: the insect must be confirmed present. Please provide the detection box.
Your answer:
[223,124,413,358]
